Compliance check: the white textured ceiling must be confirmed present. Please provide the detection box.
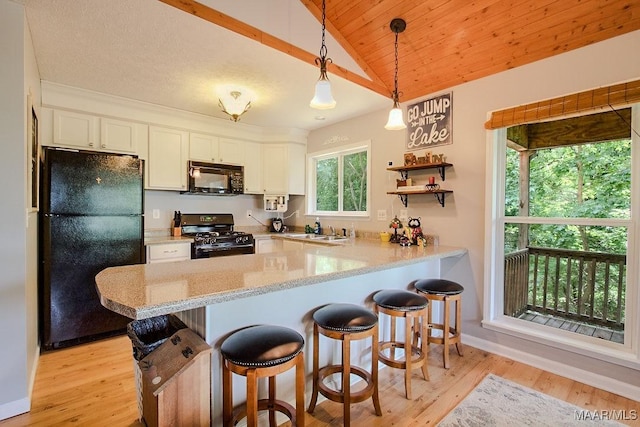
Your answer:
[22,0,390,130]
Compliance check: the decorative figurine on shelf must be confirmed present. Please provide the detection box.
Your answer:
[407,217,423,245]
[389,216,403,243]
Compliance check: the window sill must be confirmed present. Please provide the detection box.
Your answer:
[482,316,639,370]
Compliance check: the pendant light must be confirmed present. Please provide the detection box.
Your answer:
[310,0,336,109]
[385,18,407,130]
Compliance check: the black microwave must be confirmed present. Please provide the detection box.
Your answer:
[184,161,244,195]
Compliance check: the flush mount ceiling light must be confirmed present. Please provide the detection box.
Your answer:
[310,0,336,109]
[385,18,407,130]
[218,90,251,122]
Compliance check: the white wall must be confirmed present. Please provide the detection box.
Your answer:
[306,30,640,391]
[0,0,40,420]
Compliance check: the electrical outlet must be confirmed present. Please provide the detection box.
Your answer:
[246,210,252,218]
[152,209,160,219]
[399,209,408,222]
[377,209,387,221]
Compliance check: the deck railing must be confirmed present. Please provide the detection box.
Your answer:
[504,247,625,330]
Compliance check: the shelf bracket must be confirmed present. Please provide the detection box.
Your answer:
[437,166,446,181]
[434,192,446,207]
[400,170,408,180]
[398,194,408,207]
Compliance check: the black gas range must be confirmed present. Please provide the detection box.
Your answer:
[180,213,254,259]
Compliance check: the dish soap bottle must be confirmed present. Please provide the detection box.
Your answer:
[314,217,322,235]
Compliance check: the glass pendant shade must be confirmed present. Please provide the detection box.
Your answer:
[385,105,406,130]
[310,78,336,109]
[218,90,251,122]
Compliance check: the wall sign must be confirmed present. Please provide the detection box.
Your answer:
[406,92,452,150]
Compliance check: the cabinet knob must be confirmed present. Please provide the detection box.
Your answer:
[88,142,94,147]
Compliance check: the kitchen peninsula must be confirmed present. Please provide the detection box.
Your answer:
[96,238,467,425]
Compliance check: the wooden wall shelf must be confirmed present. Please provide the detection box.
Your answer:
[387,162,452,180]
[386,189,453,207]
[387,162,453,207]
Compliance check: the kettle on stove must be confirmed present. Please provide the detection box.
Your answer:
[271,217,285,233]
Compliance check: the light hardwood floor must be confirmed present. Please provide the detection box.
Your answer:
[1,335,638,426]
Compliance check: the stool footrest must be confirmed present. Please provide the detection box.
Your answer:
[378,341,427,369]
[232,398,297,426]
[317,365,376,404]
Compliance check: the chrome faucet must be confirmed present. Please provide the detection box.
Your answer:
[329,225,335,236]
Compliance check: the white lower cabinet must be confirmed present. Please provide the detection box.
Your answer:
[146,242,191,263]
[282,239,305,252]
[147,126,189,190]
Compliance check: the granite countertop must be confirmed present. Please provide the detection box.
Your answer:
[96,239,467,320]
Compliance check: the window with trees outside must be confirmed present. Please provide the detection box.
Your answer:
[485,104,640,361]
[307,141,371,217]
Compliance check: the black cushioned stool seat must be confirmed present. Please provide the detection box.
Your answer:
[221,325,305,427]
[413,278,464,369]
[373,289,429,399]
[307,303,381,427]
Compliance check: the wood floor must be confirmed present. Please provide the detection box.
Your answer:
[1,334,638,426]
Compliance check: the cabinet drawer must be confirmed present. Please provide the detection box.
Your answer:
[147,243,191,263]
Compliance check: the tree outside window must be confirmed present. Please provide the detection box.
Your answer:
[309,142,370,216]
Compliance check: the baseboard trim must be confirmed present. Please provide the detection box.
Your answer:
[462,333,640,402]
[0,397,30,422]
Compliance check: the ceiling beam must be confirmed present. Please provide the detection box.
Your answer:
[157,0,390,97]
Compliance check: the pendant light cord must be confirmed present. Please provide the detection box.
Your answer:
[393,29,400,103]
[319,0,327,59]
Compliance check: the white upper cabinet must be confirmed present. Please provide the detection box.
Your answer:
[147,126,188,191]
[100,118,139,153]
[218,138,244,165]
[189,133,244,165]
[189,133,219,162]
[243,141,263,194]
[53,110,99,149]
[263,144,288,194]
[52,110,141,154]
[261,143,306,195]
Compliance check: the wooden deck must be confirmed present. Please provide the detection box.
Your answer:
[518,310,624,343]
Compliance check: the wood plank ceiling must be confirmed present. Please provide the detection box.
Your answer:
[163,0,640,103]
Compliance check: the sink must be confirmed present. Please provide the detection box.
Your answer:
[282,233,348,244]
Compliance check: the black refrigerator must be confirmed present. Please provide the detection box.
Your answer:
[39,148,144,350]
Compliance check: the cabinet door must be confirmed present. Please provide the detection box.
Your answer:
[218,138,244,165]
[282,239,304,251]
[287,143,306,195]
[100,118,138,153]
[263,144,288,194]
[146,242,191,263]
[244,141,263,194]
[53,110,99,149]
[148,126,188,190]
[189,133,218,162]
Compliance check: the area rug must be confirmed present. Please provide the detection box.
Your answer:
[438,374,624,426]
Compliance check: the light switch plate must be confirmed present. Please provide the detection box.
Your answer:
[399,209,408,222]
[377,209,387,221]
[152,209,160,219]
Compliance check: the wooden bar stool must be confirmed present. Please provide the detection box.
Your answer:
[221,325,305,427]
[373,289,429,399]
[307,303,381,427]
[414,278,464,369]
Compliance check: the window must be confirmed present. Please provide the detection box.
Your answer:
[485,105,640,364]
[307,141,371,217]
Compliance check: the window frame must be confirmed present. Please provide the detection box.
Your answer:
[483,106,640,368]
[306,140,371,218]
